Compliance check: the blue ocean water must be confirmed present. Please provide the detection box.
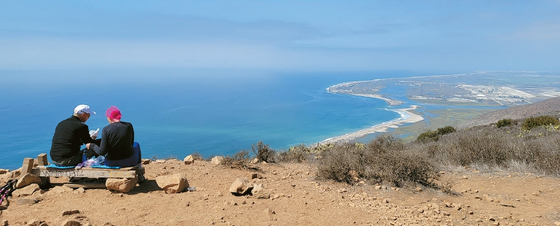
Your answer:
[0,69,418,170]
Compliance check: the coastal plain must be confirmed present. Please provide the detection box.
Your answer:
[325,72,560,142]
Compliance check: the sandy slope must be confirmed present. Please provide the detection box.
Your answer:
[1,159,560,226]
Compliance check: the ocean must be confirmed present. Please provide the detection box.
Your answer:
[0,69,420,170]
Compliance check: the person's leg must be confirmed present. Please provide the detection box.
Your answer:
[133,142,142,164]
[52,153,82,166]
[85,148,99,160]
[105,146,140,167]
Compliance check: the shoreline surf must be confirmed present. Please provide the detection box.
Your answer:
[318,105,423,145]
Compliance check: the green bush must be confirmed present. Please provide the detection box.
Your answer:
[416,130,439,143]
[437,126,456,135]
[522,115,560,130]
[496,119,513,128]
[416,126,456,143]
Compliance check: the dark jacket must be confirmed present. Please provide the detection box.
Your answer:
[90,121,134,160]
[50,116,96,162]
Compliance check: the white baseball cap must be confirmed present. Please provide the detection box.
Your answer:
[74,104,96,115]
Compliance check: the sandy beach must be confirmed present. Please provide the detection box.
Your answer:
[319,105,423,145]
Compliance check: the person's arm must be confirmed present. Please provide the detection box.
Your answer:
[89,127,110,156]
[81,125,96,144]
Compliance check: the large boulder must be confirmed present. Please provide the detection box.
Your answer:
[229,177,253,195]
[155,173,189,194]
[16,173,42,188]
[106,177,138,193]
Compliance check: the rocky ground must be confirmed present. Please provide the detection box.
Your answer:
[1,158,560,226]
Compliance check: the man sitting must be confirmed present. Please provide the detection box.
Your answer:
[50,104,98,166]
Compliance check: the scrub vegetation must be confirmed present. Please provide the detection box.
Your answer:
[220,114,560,192]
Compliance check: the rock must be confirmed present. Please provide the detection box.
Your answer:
[61,219,83,226]
[62,210,80,216]
[16,173,42,188]
[51,186,74,194]
[16,198,38,205]
[74,187,85,194]
[10,170,21,179]
[13,183,41,197]
[229,177,253,195]
[106,177,138,193]
[155,173,189,194]
[251,184,270,199]
[250,158,259,164]
[264,208,276,215]
[250,173,258,179]
[0,169,8,174]
[2,220,7,226]
[184,155,195,165]
[141,159,151,164]
[348,170,359,182]
[26,219,45,226]
[211,156,224,166]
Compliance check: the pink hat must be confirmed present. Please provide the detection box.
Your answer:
[106,106,122,121]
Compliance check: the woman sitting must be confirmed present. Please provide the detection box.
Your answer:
[87,106,141,167]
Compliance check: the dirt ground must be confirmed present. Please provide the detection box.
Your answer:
[1,159,560,226]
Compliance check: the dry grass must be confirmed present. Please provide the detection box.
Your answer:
[422,116,560,176]
[315,135,439,188]
[220,115,560,193]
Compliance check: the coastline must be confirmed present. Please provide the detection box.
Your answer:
[352,93,404,106]
[326,80,404,106]
[318,105,423,145]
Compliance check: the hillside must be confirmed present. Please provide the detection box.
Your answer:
[458,96,560,129]
[1,159,560,225]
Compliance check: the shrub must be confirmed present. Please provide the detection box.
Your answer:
[522,115,560,131]
[221,150,251,170]
[316,135,439,188]
[251,141,276,163]
[190,151,204,160]
[416,130,439,143]
[277,144,313,163]
[452,130,510,166]
[416,126,456,143]
[437,126,456,135]
[496,119,513,128]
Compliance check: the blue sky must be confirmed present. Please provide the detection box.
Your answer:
[1,1,560,73]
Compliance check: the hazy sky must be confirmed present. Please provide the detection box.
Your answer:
[1,1,560,73]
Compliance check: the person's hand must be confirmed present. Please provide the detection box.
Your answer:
[86,143,91,149]
[92,135,98,140]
